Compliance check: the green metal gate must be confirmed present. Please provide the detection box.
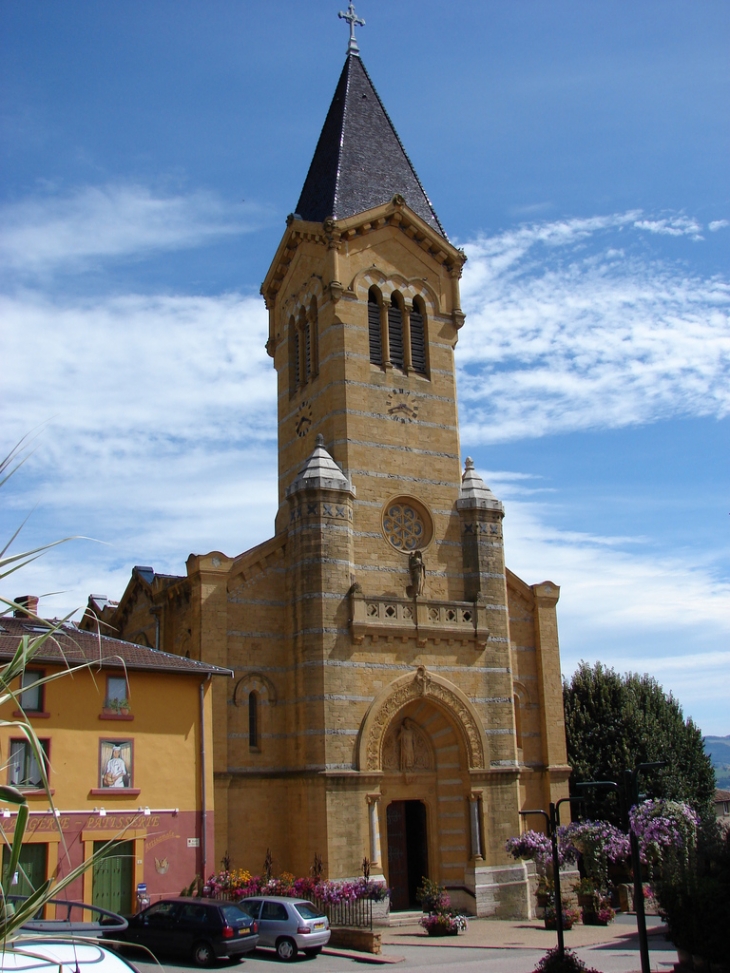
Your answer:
[92,840,133,915]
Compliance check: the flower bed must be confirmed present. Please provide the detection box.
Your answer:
[200,869,388,904]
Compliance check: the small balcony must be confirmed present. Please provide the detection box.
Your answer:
[349,589,489,648]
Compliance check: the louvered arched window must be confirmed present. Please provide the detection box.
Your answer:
[388,293,405,370]
[308,296,319,381]
[368,288,383,365]
[288,315,299,397]
[289,299,319,396]
[410,297,427,376]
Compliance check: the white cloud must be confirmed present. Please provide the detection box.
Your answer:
[2,290,273,445]
[458,214,730,443]
[1,288,277,562]
[633,215,703,239]
[709,219,729,232]
[0,183,265,274]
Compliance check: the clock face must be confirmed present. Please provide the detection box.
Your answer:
[385,389,420,423]
[295,401,313,438]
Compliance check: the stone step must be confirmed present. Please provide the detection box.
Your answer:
[388,910,423,927]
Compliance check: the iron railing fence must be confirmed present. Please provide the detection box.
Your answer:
[207,889,373,930]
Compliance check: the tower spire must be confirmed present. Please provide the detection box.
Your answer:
[338,2,365,55]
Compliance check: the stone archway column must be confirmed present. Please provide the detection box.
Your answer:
[367,794,382,867]
[469,792,483,861]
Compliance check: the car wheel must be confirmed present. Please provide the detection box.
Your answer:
[275,937,298,961]
[192,940,216,967]
[304,946,322,957]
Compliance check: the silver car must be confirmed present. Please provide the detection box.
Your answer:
[240,896,330,961]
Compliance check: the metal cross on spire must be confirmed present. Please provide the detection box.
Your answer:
[338,2,365,55]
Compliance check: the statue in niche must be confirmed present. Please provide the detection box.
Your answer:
[382,718,433,772]
[407,550,426,597]
[399,718,417,770]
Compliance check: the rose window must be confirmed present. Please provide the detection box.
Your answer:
[383,503,425,552]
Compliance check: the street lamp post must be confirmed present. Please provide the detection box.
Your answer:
[520,796,584,960]
[577,761,667,973]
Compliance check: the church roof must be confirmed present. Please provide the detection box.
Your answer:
[295,53,446,238]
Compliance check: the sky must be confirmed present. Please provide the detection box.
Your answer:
[2,1,728,735]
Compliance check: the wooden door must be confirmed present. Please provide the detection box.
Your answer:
[386,801,408,910]
[3,842,47,898]
[387,800,429,911]
[405,800,429,908]
[92,840,133,915]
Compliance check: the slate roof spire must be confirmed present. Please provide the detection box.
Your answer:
[295,53,446,238]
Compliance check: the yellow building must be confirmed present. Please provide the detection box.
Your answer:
[0,609,229,914]
[86,37,570,917]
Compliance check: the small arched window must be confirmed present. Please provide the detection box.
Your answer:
[288,315,299,397]
[368,288,383,365]
[513,693,523,751]
[248,691,259,750]
[410,297,427,376]
[388,293,404,370]
[308,296,319,381]
[290,301,319,396]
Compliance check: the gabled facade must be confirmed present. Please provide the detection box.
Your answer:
[92,46,570,917]
[0,614,229,914]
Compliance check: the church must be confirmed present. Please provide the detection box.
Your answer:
[84,16,570,918]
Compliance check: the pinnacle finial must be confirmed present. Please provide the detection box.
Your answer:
[338,2,365,55]
[316,434,325,447]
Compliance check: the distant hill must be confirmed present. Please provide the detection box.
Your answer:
[704,735,730,790]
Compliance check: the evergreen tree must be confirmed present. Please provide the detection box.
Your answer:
[563,662,715,825]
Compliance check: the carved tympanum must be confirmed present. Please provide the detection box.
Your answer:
[359,666,486,772]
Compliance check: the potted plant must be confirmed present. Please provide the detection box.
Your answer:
[536,874,553,909]
[582,899,616,926]
[572,876,598,910]
[543,904,580,931]
[419,911,467,936]
[416,879,467,937]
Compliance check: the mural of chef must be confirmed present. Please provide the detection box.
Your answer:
[101,742,131,788]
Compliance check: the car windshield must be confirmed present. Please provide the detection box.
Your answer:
[236,900,260,919]
[220,904,252,924]
[294,902,326,920]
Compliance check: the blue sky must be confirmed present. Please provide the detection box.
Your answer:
[2,1,728,734]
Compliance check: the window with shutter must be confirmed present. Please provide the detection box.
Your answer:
[304,319,311,381]
[368,289,383,364]
[388,298,404,370]
[289,315,298,397]
[410,301,427,375]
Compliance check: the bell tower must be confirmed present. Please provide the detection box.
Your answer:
[97,4,570,918]
[262,52,470,605]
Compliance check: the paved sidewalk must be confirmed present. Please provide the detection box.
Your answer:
[317,914,678,971]
[381,913,670,952]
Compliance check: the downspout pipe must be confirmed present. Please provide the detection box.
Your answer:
[199,674,212,878]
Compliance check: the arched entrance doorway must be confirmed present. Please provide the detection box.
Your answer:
[386,799,428,911]
[377,695,473,911]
